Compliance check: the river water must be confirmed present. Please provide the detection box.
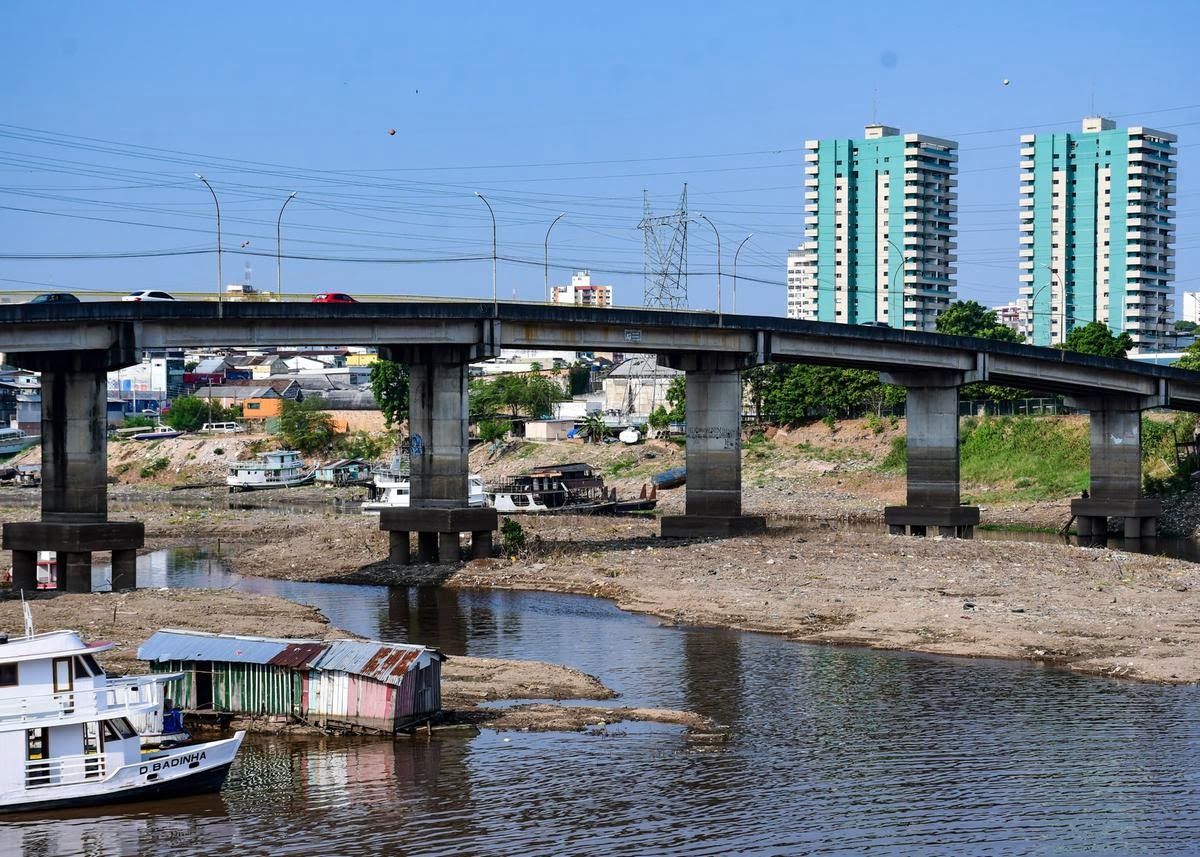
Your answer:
[6,548,1200,855]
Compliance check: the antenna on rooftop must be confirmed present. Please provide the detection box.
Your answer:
[21,591,33,640]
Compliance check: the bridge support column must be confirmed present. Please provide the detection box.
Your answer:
[377,341,498,564]
[660,353,765,539]
[1066,393,1163,548]
[2,345,144,592]
[882,370,979,538]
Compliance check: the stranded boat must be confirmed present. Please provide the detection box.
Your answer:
[1,551,57,590]
[130,425,184,441]
[361,473,487,513]
[0,629,243,814]
[0,428,40,456]
[486,463,656,515]
[226,450,314,492]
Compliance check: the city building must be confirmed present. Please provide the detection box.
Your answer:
[1182,291,1200,326]
[1019,117,1177,349]
[992,301,1028,339]
[551,271,613,308]
[787,124,959,330]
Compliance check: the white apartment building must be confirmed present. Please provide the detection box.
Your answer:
[787,124,959,330]
[1018,117,1177,348]
[551,271,613,308]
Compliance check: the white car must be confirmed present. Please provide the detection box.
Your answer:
[122,290,176,302]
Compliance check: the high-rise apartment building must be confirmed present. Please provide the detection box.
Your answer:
[786,124,958,330]
[551,270,613,308]
[1019,117,1177,349]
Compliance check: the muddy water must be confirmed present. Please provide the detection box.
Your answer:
[7,548,1200,856]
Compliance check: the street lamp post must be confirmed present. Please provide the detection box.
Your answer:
[276,192,298,303]
[544,212,565,303]
[732,233,753,315]
[195,174,222,303]
[1027,264,1066,343]
[885,239,914,325]
[475,192,497,303]
[698,214,721,313]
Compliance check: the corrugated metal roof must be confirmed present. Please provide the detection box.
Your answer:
[138,629,295,665]
[268,642,328,668]
[309,640,433,687]
[138,630,442,686]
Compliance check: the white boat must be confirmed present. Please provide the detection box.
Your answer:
[130,425,184,441]
[0,428,39,456]
[0,629,243,814]
[361,473,487,513]
[227,450,314,492]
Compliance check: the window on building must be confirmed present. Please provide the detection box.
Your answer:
[0,663,16,687]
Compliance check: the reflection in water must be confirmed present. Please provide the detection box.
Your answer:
[13,548,1200,855]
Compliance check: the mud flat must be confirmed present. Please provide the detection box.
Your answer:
[0,587,710,733]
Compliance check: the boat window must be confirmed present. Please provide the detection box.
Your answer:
[0,662,16,686]
[73,653,103,677]
[52,657,73,693]
[104,717,138,740]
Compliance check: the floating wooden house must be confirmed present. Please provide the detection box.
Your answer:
[314,457,372,486]
[137,630,445,734]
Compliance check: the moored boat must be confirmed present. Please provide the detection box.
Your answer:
[0,629,243,814]
[486,463,655,515]
[0,428,40,456]
[130,425,184,441]
[227,450,314,492]
[361,473,487,513]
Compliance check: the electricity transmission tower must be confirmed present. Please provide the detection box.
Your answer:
[638,184,688,309]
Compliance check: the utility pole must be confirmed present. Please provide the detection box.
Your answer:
[195,174,222,303]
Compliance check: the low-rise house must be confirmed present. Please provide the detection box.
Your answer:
[137,630,446,734]
[525,419,577,441]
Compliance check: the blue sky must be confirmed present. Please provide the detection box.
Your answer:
[1,0,1197,317]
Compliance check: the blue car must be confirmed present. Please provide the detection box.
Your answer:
[27,293,80,304]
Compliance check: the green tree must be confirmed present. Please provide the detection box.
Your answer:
[369,359,409,429]
[1174,320,1198,334]
[476,419,511,442]
[665,375,687,422]
[936,300,1029,402]
[162,395,228,431]
[1057,322,1133,359]
[935,300,1022,342]
[581,411,608,443]
[1174,341,1200,372]
[567,362,592,396]
[278,396,337,454]
[469,374,566,421]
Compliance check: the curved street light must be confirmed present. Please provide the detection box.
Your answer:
[885,239,915,326]
[1026,264,1066,343]
[544,212,565,303]
[698,214,721,313]
[475,192,497,303]
[732,233,753,315]
[195,174,222,303]
[276,191,298,303]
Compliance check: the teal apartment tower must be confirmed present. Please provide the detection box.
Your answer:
[786,125,958,330]
[1019,117,1177,348]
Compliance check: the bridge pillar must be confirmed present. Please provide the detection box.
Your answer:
[881,370,979,538]
[2,345,144,593]
[660,353,766,539]
[377,341,498,564]
[1065,393,1163,548]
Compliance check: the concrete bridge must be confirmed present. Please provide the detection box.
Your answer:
[3,300,1199,590]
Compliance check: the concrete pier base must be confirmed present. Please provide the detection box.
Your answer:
[63,552,92,593]
[658,354,762,540]
[111,549,138,591]
[660,515,766,539]
[380,508,498,565]
[880,370,979,538]
[1070,498,1161,549]
[10,550,37,591]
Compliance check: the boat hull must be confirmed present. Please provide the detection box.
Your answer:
[228,475,314,492]
[0,761,233,815]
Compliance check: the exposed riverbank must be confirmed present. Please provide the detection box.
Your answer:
[47,501,1199,686]
[0,586,715,733]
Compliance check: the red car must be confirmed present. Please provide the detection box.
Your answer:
[312,292,357,304]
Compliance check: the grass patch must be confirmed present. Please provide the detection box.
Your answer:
[514,442,540,459]
[977,523,1063,535]
[959,416,1089,501]
[606,455,638,477]
[794,441,871,463]
[139,457,170,479]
